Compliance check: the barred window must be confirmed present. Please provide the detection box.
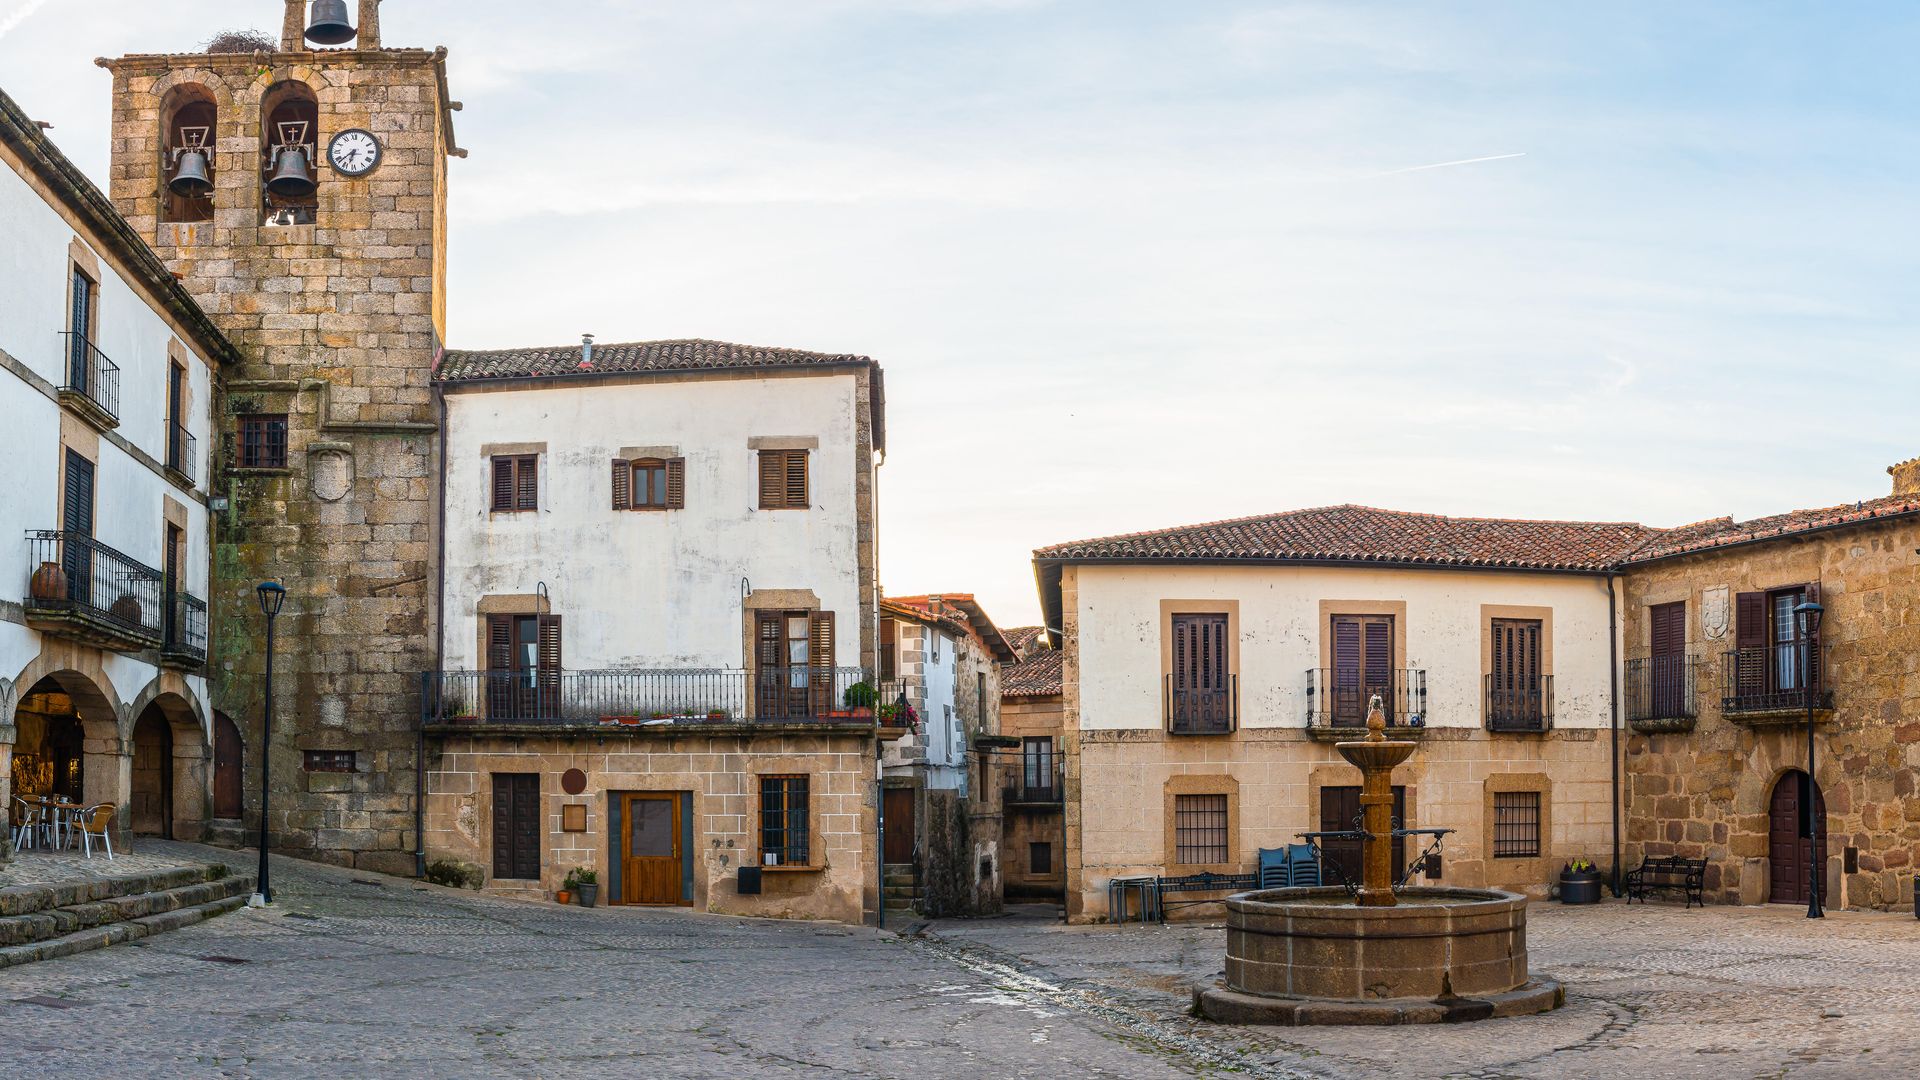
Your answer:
[303,749,355,773]
[1174,793,1229,865]
[759,774,810,867]
[238,414,288,469]
[1493,791,1541,858]
[1030,841,1052,874]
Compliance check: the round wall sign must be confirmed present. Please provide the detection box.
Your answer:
[561,768,587,795]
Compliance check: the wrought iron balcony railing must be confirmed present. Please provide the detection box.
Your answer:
[1164,673,1237,735]
[166,422,197,485]
[1306,667,1428,729]
[1625,654,1699,724]
[1004,762,1064,806]
[59,332,120,426]
[422,668,899,728]
[1721,642,1831,715]
[24,530,163,647]
[1485,673,1553,732]
[161,591,208,666]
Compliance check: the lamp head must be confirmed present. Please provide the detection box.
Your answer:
[1793,599,1824,635]
[256,580,287,617]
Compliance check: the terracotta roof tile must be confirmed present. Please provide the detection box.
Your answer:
[1004,626,1045,656]
[1626,494,1920,562]
[1034,504,1659,572]
[435,338,873,383]
[1000,648,1063,698]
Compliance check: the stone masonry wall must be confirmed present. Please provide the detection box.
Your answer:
[103,46,452,873]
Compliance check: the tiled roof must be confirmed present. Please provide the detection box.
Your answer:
[436,339,874,383]
[884,594,1017,661]
[1034,504,1660,572]
[1626,494,1920,563]
[1004,626,1045,656]
[1001,648,1063,698]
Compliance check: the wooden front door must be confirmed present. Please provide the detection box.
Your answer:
[1768,771,1827,904]
[491,773,541,880]
[1319,785,1406,888]
[212,712,243,819]
[883,787,916,864]
[620,793,682,905]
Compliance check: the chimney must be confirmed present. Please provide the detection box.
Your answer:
[282,1,305,51]
[358,0,382,49]
[580,334,594,366]
[1891,457,1920,498]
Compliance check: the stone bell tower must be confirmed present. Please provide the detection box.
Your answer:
[99,1,462,874]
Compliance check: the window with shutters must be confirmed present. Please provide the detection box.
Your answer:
[1492,791,1541,858]
[1329,614,1396,724]
[1729,584,1822,712]
[1029,841,1053,875]
[1173,794,1229,864]
[879,617,897,683]
[238,414,288,469]
[490,454,538,512]
[757,449,809,509]
[1168,612,1233,734]
[759,774,811,866]
[754,610,834,719]
[613,457,685,511]
[1487,617,1547,731]
[485,612,561,720]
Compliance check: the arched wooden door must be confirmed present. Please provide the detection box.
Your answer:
[212,712,244,820]
[131,708,173,838]
[1768,771,1827,904]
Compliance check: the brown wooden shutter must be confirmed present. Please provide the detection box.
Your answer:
[491,457,514,511]
[536,614,562,718]
[1363,617,1392,689]
[611,458,630,510]
[515,455,538,510]
[808,610,835,715]
[1650,602,1684,657]
[485,615,514,720]
[1734,590,1767,698]
[666,457,686,509]
[758,451,782,508]
[1802,581,1822,693]
[785,451,808,507]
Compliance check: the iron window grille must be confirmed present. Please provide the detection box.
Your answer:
[759,774,811,866]
[1492,791,1541,858]
[1173,793,1229,865]
[303,750,356,773]
[238,414,288,469]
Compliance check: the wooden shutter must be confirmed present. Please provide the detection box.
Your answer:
[1650,602,1684,657]
[755,612,784,719]
[808,610,835,715]
[611,458,630,510]
[1802,582,1822,693]
[536,614,562,718]
[491,457,515,511]
[515,455,538,510]
[758,451,783,508]
[1734,591,1767,698]
[666,458,686,509]
[1490,618,1543,725]
[1170,613,1229,731]
[784,451,808,507]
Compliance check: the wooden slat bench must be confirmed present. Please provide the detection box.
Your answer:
[1154,871,1257,922]
[1624,856,1706,909]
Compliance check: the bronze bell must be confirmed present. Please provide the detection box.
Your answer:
[266,145,317,198]
[304,0,356,46]
[168,149,213,198]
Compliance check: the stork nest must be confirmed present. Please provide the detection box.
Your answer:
[204,30,278,55]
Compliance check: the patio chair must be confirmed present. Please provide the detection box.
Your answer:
[76,803,114,860]
[1256,847,1290,890]
[10,797,38,851]
[1286,843,1322,888]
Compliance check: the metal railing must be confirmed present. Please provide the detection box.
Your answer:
[59,332,120,423]
[163,591,207,663]
[23,530,163,642]
[1485,673,1553,732]
[1721,641,1830,714]
[421,668,896,727]
[1625,654,1699,722]
[1164,673,1237,735]
[1004,761,1064,805]
[166,422,197,484]
[1306,667,1427,728]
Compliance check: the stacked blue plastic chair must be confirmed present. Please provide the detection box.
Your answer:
[1286,843,1322,888]
[1256,847,1291,890]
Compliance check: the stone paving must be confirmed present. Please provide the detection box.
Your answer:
[0,842,214,889]
[3,847,1919,1078]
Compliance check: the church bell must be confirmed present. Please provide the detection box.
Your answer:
[304,0,356,46]
[168,148,213,198]
[266,145,317,198]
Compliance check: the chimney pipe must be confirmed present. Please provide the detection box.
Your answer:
[1891,457,1920,498]
[581,334,594,366]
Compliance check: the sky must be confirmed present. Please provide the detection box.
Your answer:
[3,1,1915,628]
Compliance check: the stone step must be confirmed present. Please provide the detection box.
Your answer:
[0,872,254,953]
[0,863,231,917]
[0,892,250,970]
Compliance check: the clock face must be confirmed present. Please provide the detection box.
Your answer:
[327,129,382,177]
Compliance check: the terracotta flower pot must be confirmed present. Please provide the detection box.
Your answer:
[556,890,571,904]
[110,594,143,624]
[30,561,66,600]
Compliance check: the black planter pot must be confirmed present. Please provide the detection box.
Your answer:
[575,883,598,908]
[1559,874,1603,905]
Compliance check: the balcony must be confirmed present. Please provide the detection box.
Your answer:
[1163,673,1237,735]
[1305,667,1428,740]
[159,591,207,669]
[1485,674,1553,733]
[422,668,902,730]
[1721,642,1832,724]
[165,422,197,488]
[1625,654,1700,733]
[23,530,163,650]
[58,333,120,430]
[1003,763,1064,808]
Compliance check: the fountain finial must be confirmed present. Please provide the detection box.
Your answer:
[1365,693,1386,742]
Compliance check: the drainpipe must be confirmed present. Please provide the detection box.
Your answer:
[418,374,449,880]
[1607,573,1622,898]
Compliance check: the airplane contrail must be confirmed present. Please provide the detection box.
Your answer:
[1375,152,1526,177]
[0,0,51,41]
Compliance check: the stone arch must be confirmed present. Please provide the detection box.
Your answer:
[6,656,128,840]
[159,81,219,223]
[259,79,320,226]
[125,676,212,842]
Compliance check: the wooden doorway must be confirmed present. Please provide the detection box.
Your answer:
[1330,614,1395,723]
[491,773,540,880]
[131,707,172,837]
[1768,770,1827,905]
[212,711,243,820]
[620,793,682,905]
[1319,785,1406,887]
[883,787,916,864]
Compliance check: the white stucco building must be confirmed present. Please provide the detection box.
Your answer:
[1035,505,1655,920]
[0,85,240,848]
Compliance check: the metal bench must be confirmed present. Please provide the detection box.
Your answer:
[1154,871,1257,922]
[1624,856,1705,909]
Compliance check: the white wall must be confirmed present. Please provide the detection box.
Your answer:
[1074,564,1618,731]
[442,372,868,671]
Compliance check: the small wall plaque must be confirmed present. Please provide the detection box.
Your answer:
[561,803,587,833]
[561,767,587,795]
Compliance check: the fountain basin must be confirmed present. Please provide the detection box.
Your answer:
[1194,886,1563,1025]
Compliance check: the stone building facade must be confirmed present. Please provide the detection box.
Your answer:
[997,629,1066,900]
[1620,467,1920,912]
[100,2,457,874]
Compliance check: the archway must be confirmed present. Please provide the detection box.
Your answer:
[131,706,173,837]
[10,672,121,824]
[159,82,217,223]
[124,690,210,842]
[1768,770,1827,905]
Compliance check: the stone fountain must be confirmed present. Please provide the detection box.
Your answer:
[1195,697,1563,1025]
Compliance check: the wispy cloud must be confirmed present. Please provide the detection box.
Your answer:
[1373,152,1526,177]
[0,0,49,40]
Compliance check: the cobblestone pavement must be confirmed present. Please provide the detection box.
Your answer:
[5,851,1918,1080]
[923,899,1920,1079]
[0,841,213,888]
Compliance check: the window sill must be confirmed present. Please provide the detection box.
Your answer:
[488,508,538,515]
[756,864,826,873]
[228,466,291,477]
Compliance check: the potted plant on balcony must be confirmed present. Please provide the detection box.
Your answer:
[30,561,66,601]
[842,681,878,718]
[564,866,599,908]
[706,706,729,721]
[110,592,143,625]
[1558,858,1603,905]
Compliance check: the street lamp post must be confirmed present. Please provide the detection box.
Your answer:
[1794,599,1824,920]
[253,580,286,907]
